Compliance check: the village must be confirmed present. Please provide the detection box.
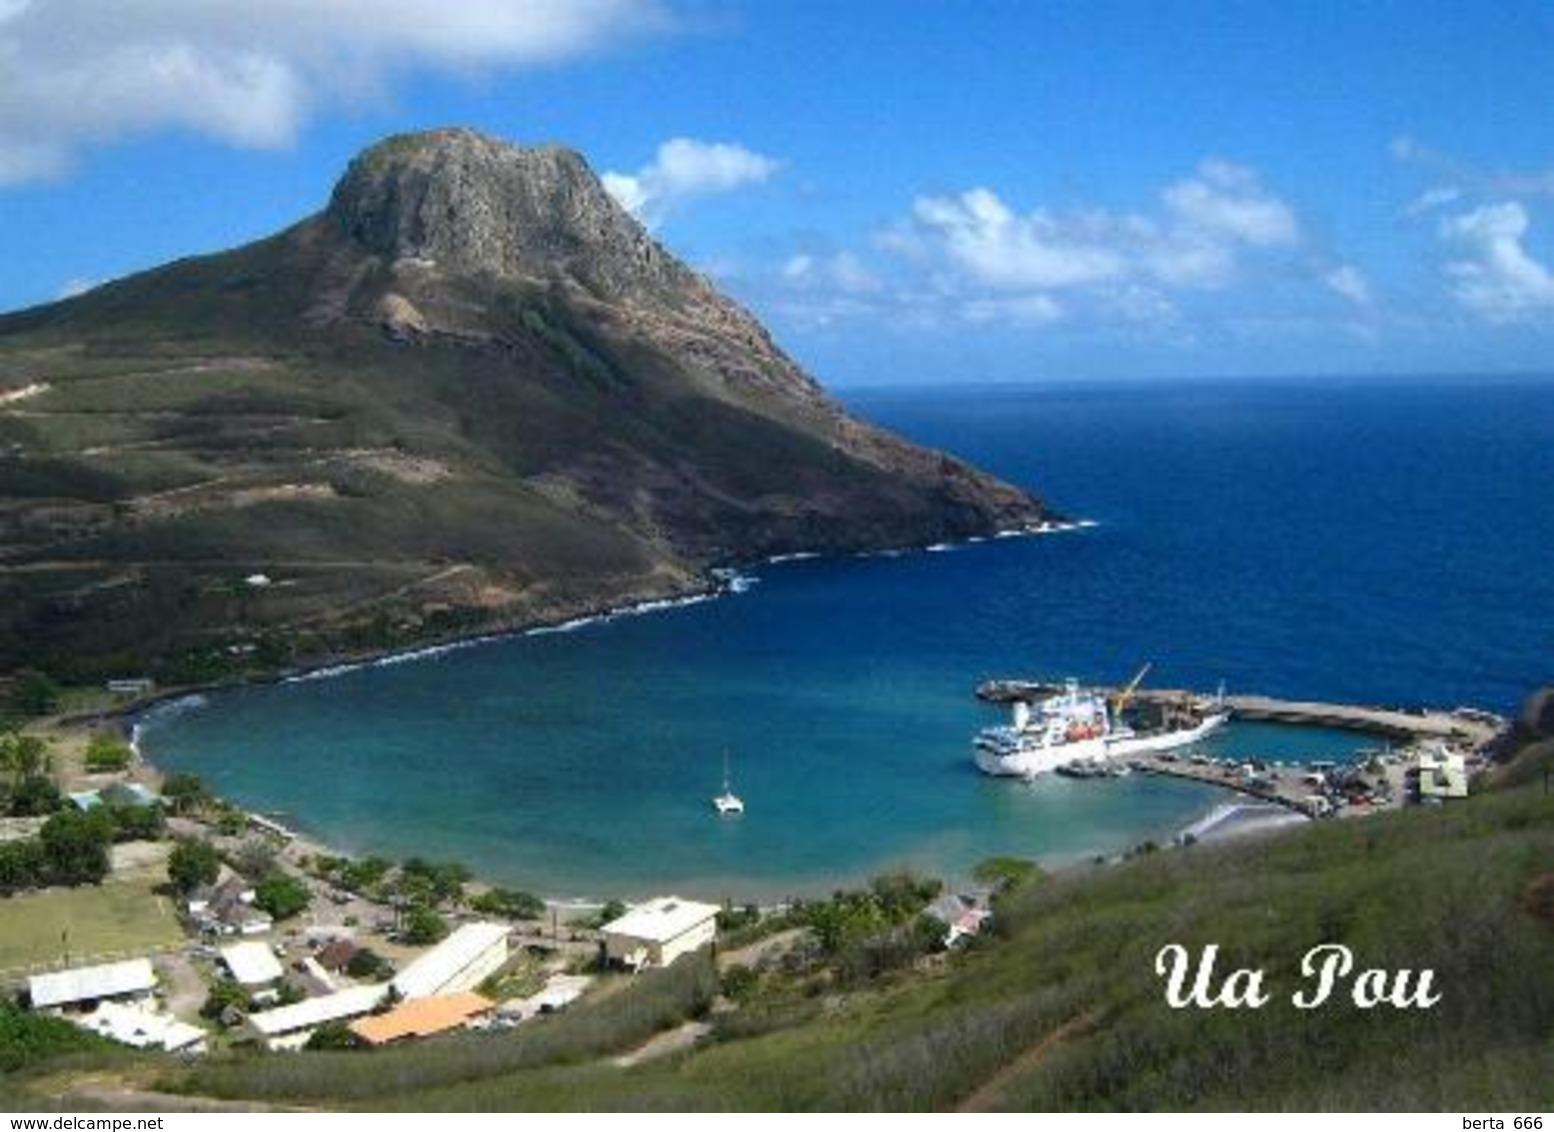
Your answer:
[1,680,1007,1061]
[1,671,1506,1063]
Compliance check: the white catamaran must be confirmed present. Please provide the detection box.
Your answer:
[973,672,1228,779]
[712,752,744,815]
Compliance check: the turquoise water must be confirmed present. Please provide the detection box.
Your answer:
[139,377,1554,900]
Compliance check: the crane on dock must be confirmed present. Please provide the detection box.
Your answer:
[1109,662,1153,717]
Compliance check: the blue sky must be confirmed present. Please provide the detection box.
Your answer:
[3,0,1553,385]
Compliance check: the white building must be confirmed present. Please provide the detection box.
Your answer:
[393,922,509,1001]
[29,958,157,1012]
[1417,749,1470,799]
[601,896,720,971]
[220,941,284,987]
[245,984,389,1051]
[77,1002,206,1054]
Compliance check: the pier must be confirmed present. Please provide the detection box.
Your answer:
[975,680,1505,749]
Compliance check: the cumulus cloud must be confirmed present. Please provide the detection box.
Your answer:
[904,160,1299,305]
[0,0,669,185]
[1323,264,1372,306]
[1440,202,1554,322]
[602,138,780,226]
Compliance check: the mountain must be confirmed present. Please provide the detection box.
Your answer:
[0,128,1046,681]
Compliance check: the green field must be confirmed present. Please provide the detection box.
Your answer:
[0,879,181,974]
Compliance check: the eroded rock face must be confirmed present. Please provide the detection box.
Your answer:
[328,128,681,300]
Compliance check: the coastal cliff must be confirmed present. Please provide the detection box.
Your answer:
[0,128,1046,681]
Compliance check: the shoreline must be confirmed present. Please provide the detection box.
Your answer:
[95,519,1101,905]
[79,518,1091,730]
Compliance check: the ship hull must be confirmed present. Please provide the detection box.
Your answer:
[975,712,1229,778]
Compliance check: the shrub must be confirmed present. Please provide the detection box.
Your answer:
[39,808,112,885]
[8,775,61,817]
[470,887,546,921]
[161,772,208,814]
[108,803,164,842]
[254,874,310,921]
[401,905,449,945]
[7,670,60,719]
[345,949,388,980]
[168,839,220,894]
[201,979,251,1023]
[304,1020,361,1051]
[83,733,133,773]
[0,1001,108,1071]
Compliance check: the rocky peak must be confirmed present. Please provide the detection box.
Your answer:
[327,127,686,298]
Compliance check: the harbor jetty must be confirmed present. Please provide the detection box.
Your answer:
[975,678,1509,820]
[975,680,1504,748]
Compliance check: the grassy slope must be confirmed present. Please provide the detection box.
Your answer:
[49,752,1539,1112]
[0,221,1029,681]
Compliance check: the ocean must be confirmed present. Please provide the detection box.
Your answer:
[138,376,1554,900]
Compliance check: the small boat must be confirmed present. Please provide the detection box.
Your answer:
[712,752,744,816]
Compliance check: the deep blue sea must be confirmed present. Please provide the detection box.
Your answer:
[139,377,1554,900]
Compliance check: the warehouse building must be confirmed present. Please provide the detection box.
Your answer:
[601,896,719,971]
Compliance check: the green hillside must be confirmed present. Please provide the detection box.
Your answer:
[0,129,1043,684]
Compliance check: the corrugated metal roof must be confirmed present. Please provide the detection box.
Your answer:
[602,896,720,944]
[220,941,284,986]
[246,984,388,1036]
[392,922,508,1000]
[349,992,492,1045]
[29,958,156,1009]
[78,1002,206,1052]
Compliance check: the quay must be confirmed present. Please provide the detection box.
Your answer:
[974,680,1505,749]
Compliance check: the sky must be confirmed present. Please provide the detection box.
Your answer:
[2,0,1553,386]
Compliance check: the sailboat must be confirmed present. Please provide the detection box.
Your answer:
[712,751,744,816]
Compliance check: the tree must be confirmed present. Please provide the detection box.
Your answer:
[345,948,388,980]
[401,905,449,945]
[167,839,220,894]
[470,887,546,921]
[8,670,59,719]
[83,733,133,773]
[8,775,61,817]
[304,1020,361,1050]
[254,873,311,921]
[39,809,112,886]
[232,838,277,881]
[200,979,250,1023]
[108,804,164,842]
[0,732,48,790]
[596,899,627,928]
[0,839,47,896]
[971,855,1043,893]
[160,772,208,815]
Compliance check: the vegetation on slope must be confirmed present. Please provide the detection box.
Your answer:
[3,731,1526,1111]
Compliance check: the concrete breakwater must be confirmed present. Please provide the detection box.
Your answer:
[974,680,1505,748]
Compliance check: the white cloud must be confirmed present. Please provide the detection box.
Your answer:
[1323,264,1372,306]
[904,161,1299,304]
[781,251,880,295]
[1441,202,1554,322]
[1161,159,1298,247]
[1406,185,1462,217]
[603,138,780,226]
[0,0,669,185]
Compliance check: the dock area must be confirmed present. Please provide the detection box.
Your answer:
[975,680,1505,748]
[975,678,1509,822]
